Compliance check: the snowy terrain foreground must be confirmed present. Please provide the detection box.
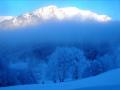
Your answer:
[0,68,120,90]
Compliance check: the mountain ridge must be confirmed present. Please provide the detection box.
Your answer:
[0,5,111,29]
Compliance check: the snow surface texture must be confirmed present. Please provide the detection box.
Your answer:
[0,5,111,29]
[0,68,120,90]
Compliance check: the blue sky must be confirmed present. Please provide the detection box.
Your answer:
[0,0,120,20]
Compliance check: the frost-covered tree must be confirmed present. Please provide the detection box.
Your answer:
[47,47,88,82]
[98,54,116,71]
[0,57,10,86]
[0,58,20,86]
[32,62,47,84]
[9,62,38,85]
[82,60,104,78]
[113,47,120,68]
[17,69,38,85]
[97,46,120,71]
[0,59,38,87]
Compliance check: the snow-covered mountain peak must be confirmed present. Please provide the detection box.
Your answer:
[33,5,62,20]
[0,5,111,29]
[0,16,14,22]
[32,5,111,21]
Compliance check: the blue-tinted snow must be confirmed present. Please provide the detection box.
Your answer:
[0,68,120,90]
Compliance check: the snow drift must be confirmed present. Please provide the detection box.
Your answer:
[1,68,120,90]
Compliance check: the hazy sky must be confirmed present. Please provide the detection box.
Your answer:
[0,0,119,20]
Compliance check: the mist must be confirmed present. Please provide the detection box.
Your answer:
[0,21,120,48]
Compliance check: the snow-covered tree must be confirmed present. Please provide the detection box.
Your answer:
[98,54,116,71]
[32,62,47,84]
[82,60,104,78]
[17,69,38,85]
[113,47,120,68]
[47,47,88,82]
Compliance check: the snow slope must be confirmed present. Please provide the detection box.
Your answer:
[1,68,120,90]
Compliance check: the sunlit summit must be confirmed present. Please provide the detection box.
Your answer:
[0,5,111,29]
